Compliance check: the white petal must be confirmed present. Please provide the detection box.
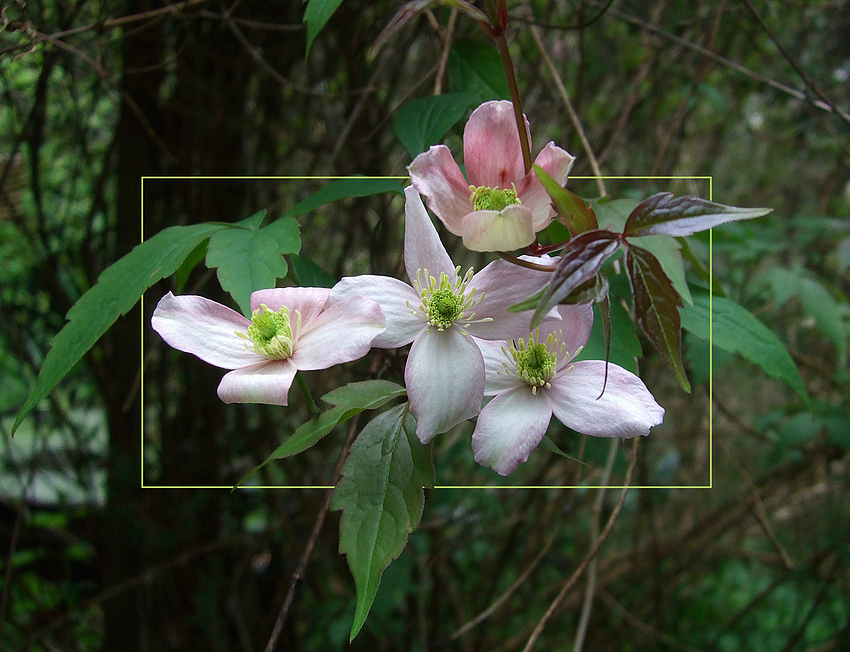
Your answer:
[535,303,594,369]
[151,292,265,369]
[472,386,552,476]
[460,206,535,252]
[403,186,456,286]
[547,361,665,438]
[329,275,424,348]
[217,359,297,405]
[474,337,522,395]
[250,287,330,327]
[292,297,386,370]
[405,328,484,443]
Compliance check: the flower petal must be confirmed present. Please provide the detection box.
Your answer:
[517,142,576,230]
[464,100,529,188]
[403,186,457,285]
[461,205,535,252]
[408,146,473,235]
[217,359,297,405]
[536,304,593,368]
[547,361,665,438]
[151,292,265,369]
[329,275,424,348]
[292,296,386,370]
[405,328,485,443]
[466,256,556,340]
[250,287,330,327]
[472,385,552,475]
[475,337,522,395]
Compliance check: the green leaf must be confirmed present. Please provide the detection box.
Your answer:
[539,435,587,465]
[574,297,642,374]
[680,288,809,401]
[205,216,301,316]
[285,177,405,218]
[447,39,510,102]
[321,379,407,409]
[290,253,336,288]
[174,240,208,294]
[331,404,433,641]
[12,222,228,434]
[533,165,597,235]
[303,0,344,57]
[625,244,690,392]
[394,92,477,158]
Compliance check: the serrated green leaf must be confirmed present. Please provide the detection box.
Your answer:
[331,404,433,641]
[447,39,510,102]
[321,379,406,409]
[174,239,208,293]
[205,217,300,316]
[680,288,809,401]
[12,222,228,433]
[236,209,267,230]
[303,0,344,57]
[290,253,336,288]
[285,177,405,217]
[394,92,477,158]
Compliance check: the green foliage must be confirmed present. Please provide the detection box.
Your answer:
[574,294,642,374]
[285,177,405,217]
[331,403,434,641]
[447,39,510,102]
[290,253,337,288]
[205,211,301,316]
[303,0,344,57]
[394,92,477,158]
[681,288,809,402]
[12,222,228,434]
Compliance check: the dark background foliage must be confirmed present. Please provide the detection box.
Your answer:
[1,1,848,650]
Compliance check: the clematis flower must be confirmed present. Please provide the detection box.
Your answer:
[151,287,386,405]
[409,99,575,252]
[472,304,665,475]
[329,186,557,443]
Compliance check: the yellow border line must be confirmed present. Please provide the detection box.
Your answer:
[140,175,714,490]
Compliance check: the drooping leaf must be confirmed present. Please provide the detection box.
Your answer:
[680,288,809,402]
[635,235,692,305]
[533,165,597,236]
[623,192,772,237]
[394,92,477,158]
[285,177,405,218]
[205,216,301,316]
[303,0,344,58]
[331,404,434,641]
[539,435,587,465]
[12,222,229,433]
[625,244,690,392]
[447,39,510,102]
[573,295,642,374]
[290,253,336,288]
[530,230,621,328]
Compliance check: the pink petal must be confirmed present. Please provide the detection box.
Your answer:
[408,146,473,235]
[474,337,522,396]
[329,275,424,348]
[217,359,298,405]
[403,186,457,285]
[516,142,576,230]
[461,205,535,252]
[466,256,556,340]
[151,292,265,369]
[250,287,330,327]
[464,100,529,188]
[534,303,593,369]
[547,361,665,438]
[292,296,386,370]
[405,328,485,443]
[472,385,552,476]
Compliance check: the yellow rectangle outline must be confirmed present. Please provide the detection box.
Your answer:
[140,175,714,490]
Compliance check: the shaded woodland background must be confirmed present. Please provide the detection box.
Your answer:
[1,0,848,650]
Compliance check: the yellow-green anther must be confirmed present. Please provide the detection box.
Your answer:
[247,304,296,359]
[469,185,521,211]
[516,342,557,390]
[427,286,463,330]
[412,266,484,333]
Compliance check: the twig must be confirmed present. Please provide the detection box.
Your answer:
[527,15,607,197]
[522,437,639,652]
[432,8,458,95]
[263,414,361,652]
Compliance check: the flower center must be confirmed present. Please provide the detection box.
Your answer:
[501,330,576,394]
[243,303,299,359]
[411,266,484,332]
[469,185,521,211]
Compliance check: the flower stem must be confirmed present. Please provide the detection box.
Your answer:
[496,251,557,272]
[295,370,320,415]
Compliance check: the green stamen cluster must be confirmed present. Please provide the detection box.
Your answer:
[246,304,297,359]
[412,266,484,332]
[503,330,570,394]
[469,185,521,212]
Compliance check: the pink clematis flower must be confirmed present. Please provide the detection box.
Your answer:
[151,287,386,405]
[472,304,665,475]
[329,186,557,443]
[409,100,575,252]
